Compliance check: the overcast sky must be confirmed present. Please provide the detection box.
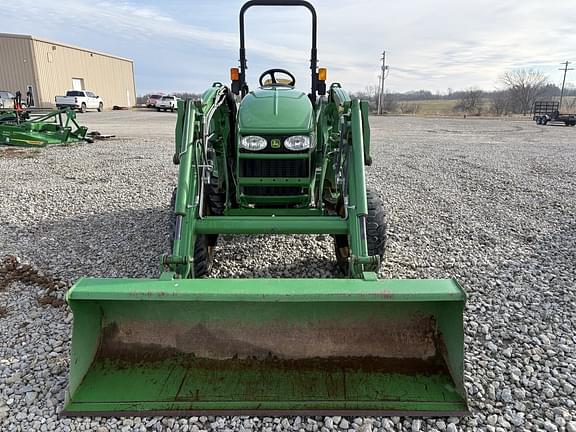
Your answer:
[3,0,576,95]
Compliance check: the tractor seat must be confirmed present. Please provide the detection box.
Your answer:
[262,78,293,87]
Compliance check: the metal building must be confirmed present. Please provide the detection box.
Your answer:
[0,33,136,109]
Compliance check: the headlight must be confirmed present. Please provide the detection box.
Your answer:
[240,135,267,151]
[284,135,310,151]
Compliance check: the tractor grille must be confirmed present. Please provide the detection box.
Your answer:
[240,158,309,178]
[240,158,309,197]
[243,186,303,196]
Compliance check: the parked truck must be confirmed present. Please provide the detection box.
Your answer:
[55,90,104,113]
[0,90,16,110]
[533,101,576,126]
[155,95,179,112]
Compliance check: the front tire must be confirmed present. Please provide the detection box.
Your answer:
[334,188,387,275]
[80,103,86,113]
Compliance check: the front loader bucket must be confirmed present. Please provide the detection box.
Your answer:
[63,278,468,416]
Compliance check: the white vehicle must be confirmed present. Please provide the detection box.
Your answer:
[146,94,163,107]
[0,90,16,109]
[55,90,104,113]
[156,95,179,112]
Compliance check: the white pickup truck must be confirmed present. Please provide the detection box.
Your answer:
[156,95,179,112]
[55,90,104,112]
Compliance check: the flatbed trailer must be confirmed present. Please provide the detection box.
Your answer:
[533,101,576,126]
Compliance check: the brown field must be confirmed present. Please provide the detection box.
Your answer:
[391,95,576,117]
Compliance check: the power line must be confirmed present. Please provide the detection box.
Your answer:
[558,61,573,110]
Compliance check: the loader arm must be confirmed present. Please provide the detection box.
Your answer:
[165,100,199,278]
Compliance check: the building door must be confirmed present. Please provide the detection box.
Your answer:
[72,78,85,91]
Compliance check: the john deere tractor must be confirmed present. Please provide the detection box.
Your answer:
[64,0,467,416]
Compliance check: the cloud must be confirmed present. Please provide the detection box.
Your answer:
[2,0,576,93]
[5,0,314,63]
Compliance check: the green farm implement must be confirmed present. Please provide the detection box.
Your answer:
[0,108,89,147]
[64,0,467,416]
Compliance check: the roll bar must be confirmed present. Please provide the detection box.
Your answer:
[237,0,321,102]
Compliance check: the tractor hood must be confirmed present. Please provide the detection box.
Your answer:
[238,87,313,134]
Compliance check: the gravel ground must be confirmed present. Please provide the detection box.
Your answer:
[1,111,575,431]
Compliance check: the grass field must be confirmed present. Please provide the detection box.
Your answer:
[392,95,576,117]
[395,98,491,116]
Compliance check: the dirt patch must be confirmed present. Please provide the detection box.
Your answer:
[0,148,40,158]
[99,314,438,362]
[0,255,68,307]
[0,306,7,317]
[37,295,66,307]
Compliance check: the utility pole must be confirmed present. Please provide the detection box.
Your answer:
[377,51,389,115]
[558,61,573,110]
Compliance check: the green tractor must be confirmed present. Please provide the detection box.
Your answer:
[64,0,467,416]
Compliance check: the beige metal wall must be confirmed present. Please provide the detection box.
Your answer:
[0,34,136,109]
[0,35,39,102]
[32,39,136,109]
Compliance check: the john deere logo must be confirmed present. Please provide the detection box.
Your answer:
[271,138,281,149]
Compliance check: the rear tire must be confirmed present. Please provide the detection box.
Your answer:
[97,102,103,112]
[334,188,387,275]
[80,103,86,113]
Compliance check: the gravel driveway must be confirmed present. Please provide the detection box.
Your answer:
[1,112,575,431]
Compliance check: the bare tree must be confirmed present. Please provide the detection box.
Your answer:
[364,85,378,101]
[381,92,398,113]
[172,92,202,100]
[454,88,484,115]
[501,69,548,115]
[563,83,576,111]
[490,90,512,116]
[398,103,421,114]
[565,97,576,112]
[354,84,380,112]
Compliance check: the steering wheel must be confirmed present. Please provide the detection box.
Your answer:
[259,68,296,87]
